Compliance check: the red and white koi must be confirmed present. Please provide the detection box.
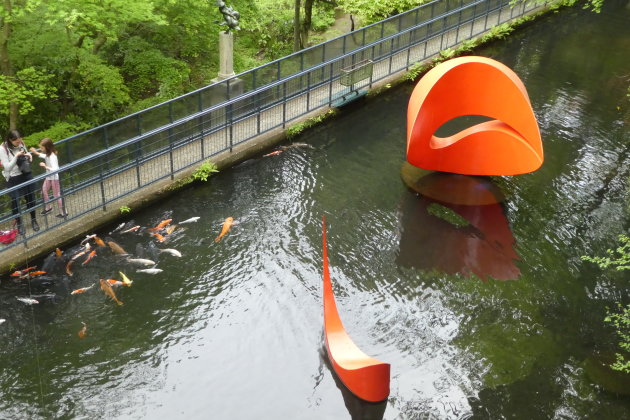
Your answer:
[71,284,95,295]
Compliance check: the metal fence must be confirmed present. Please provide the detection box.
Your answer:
[0,0,542,252]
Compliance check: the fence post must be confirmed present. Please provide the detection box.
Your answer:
[282,81,287,128]
[328,63,334,105]
[99,164,107,211]
[306,71,311,111]
[228,103,234,152]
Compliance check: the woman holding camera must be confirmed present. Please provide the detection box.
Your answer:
[0,130,39,234]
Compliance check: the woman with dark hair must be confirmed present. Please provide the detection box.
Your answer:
[0,130,39,234]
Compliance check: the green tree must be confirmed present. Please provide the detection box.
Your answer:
[0,0,47,129]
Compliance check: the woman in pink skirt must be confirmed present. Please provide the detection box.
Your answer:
[30,138,67,218]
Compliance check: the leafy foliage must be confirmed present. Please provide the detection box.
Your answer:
[583,234,630,374]
[337,0,432,25]
[604,304,630,373]
[582,235,630,271]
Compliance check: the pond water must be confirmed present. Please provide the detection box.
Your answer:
[1,1,629,419]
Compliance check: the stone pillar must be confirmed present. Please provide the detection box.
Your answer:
[216,31,236,81]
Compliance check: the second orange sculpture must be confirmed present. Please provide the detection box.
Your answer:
[407,56,543,176]
[322,217,390,402]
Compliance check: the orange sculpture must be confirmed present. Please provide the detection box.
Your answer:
[407,56,543,175]
[322,217,390,402]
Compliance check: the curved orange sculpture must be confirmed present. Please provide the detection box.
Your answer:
[322,217,390,402]
[407,56,543,175]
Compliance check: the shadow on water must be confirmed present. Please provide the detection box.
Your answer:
[398,163,520,281]
[317,343,388,420]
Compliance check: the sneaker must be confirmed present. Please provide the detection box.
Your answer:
[32,220,40,232]
[41,208,52,215]
[56,213,68,219]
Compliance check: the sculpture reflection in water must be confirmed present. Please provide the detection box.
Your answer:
[398,163,520,281]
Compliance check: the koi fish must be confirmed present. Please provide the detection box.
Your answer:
[165,225,176,235]
[80,234,97,245]
[119,272,133,286]
[127,258,155,266]
[159,248,182,258]
[107,241,128,255]
[0,319,5,325]
[71,249,88,261]
[110,222,126,234]
[148,218,172,232]
[66,260,75,276]
[16,297,39,305]
[55,248,63,258]
[78,322,87,339]
[82,250,97,265]
[179,217,200,224]
[137,268,163,274]
[121,225,141,234]
[106,279,124,287]
[28,271,47,276]
[279,142,315,150]
[263,150,283,157]
[71,284,95,295]
[214,217,234,242]
[94,236,106,247]
[99,279,123,306]
[151,232,165,242]
[10,266,36,277]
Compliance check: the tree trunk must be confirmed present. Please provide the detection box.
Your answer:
[0,0,17,129]
[293,0,301,52]
[300,0,314,49]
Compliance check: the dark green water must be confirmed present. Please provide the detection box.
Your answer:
[1,2,629,418]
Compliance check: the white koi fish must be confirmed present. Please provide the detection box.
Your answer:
[179,217,200,224]
[159,248,182,258]
[136,268,163,274]
[127,258,156,266]
[0,319,5,325]
[110,222,126,234]
[16,297,39,305]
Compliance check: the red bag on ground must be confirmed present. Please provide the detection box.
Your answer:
[0,229,17,244]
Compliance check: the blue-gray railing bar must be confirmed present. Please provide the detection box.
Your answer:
[0,0,543,251]
[49,0,489,163]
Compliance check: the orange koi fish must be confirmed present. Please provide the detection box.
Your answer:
[263,150,283,157]
[66,260,75,276]
[10,266,36,277]
[94,236,106,247]
[107,241,128,255]
[82,250,97,265]
[121,225,141,234]
[55,248,63,258]
[214,217,234,242]
[99,279,123,306]
[28,271,47,276]
[149,218,172,232]
[71,284,95,295]
[151,232,165,242]
[78,322,87,339]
